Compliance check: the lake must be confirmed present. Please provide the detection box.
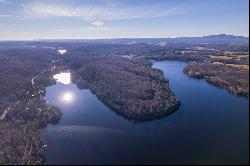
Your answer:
[43,61,249,164]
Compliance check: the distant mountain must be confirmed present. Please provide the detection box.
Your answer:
[181,34,249,44]
[110,34,249,45]
[37,34,248,45]
[1,34,248,45]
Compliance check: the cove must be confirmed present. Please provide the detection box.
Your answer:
[43,61,249,165]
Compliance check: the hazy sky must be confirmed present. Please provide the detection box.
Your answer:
[0,0,249,40]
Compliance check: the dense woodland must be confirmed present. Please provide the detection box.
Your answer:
[68,56,180,120]
[0,48,62,164]
[184,63,249,96]
[0,37,249,164]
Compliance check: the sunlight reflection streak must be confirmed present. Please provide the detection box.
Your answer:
[53,72,71,84]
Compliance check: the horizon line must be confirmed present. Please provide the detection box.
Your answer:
[0,34,249,42]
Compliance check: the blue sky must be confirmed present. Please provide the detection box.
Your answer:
[0,0,249,40]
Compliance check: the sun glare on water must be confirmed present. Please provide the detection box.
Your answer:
[53,73,71,84]
[62,92,74,103]
[57,49,67,55]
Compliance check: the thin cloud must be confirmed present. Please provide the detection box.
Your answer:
[55,26,113,32]
[91,21,104,27]
[0,14,11,17]
[22,1,188,21]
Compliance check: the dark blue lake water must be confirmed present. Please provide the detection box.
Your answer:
[43,61,249,164]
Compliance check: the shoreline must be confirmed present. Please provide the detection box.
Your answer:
[70,57,181,121]
[183,62,249,97]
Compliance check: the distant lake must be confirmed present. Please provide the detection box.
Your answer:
[43,61,249,165]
